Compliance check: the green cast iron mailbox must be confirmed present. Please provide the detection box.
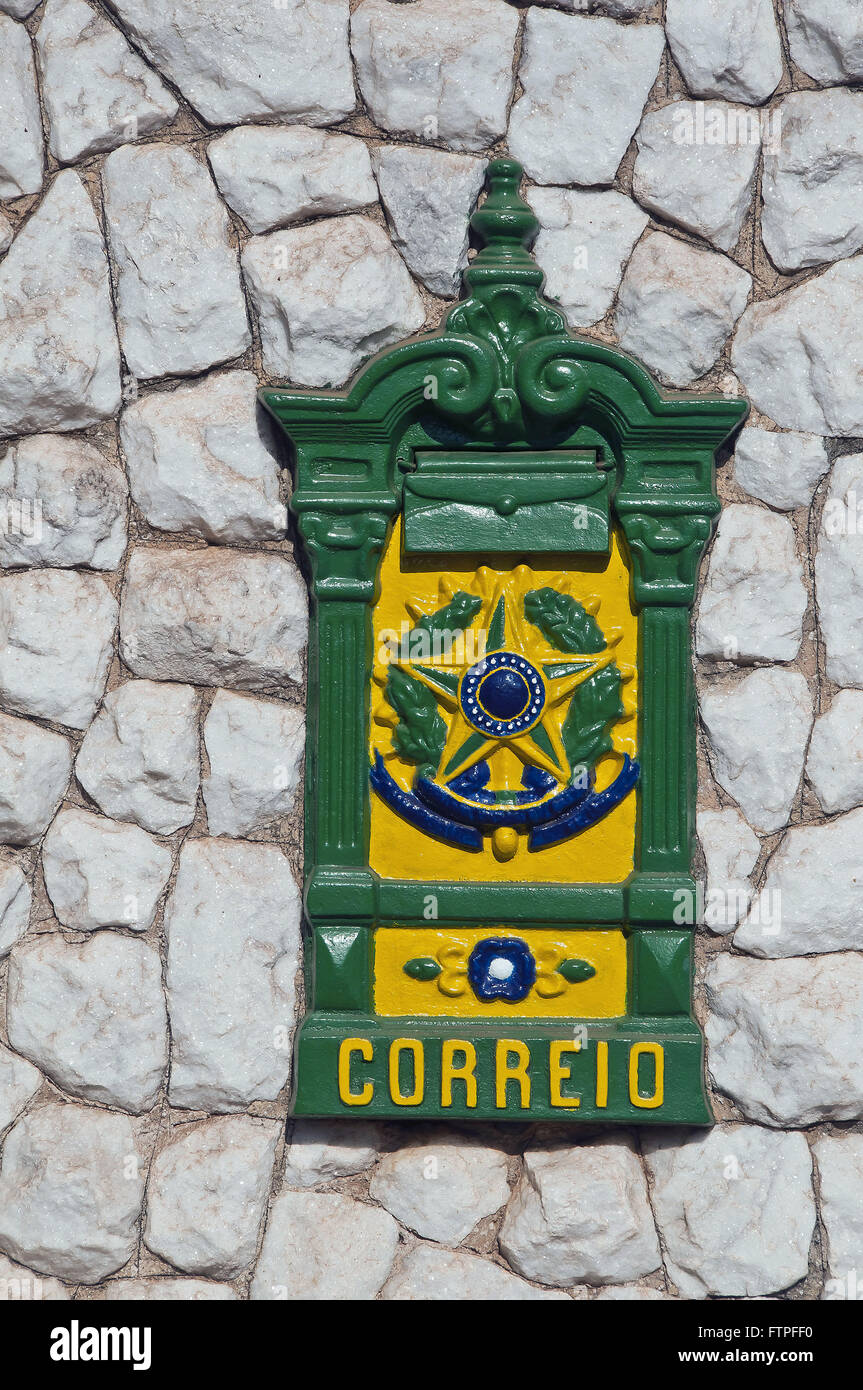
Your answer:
[261,159,747,1123]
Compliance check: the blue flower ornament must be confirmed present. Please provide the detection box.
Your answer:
[467,936,537,1002]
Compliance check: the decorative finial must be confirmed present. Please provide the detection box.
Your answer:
[465,157,543,288]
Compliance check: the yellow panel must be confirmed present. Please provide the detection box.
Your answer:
[374,927,628,1019]
[368,519,639,884]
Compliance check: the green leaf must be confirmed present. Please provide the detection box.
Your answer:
[413,591,482,640]
[524,587,606,652]
[386,666,446,778]
[403,957,442,981]
[557,958,596,983]
[385,593,482,778]
[560,662,624,775]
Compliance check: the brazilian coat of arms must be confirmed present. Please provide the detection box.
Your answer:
[371,565,639,858]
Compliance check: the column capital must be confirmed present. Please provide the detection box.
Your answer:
[615,502,718,607]
[297,507,391,602]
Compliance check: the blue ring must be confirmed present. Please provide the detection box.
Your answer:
[459,651,545,737]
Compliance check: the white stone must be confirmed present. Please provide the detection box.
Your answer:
[121,548,307,693]
[762,90,863,273]
[644,1126,814,1298]
[369,1138,510,1246]
[814,1134,863,1290]
[0,1042,41,1134]
[242,215,425,388]
[816,454,863,685]
[41,807,172,933]
[351,0,517,153]
[529,187,648,329]
[101,1278,237,1300]
[0,1253,68,1300]
[145,1116,281,1279]
[203,692,304,839]
[615,231,751,387]
[696,504,807,663]
[0,860,30,957]
[251,1190,398,1301]
[0,171,121,438]
[120,372,286,544]
[499,1140,660,1286]
[6,933,168,1113]
[697,806,760,933]
[76,680,199,835]
[208,126,376,236]
[0,434,127,571]
[165,838,301,1111]
[0,15,43,198]
[632,102,760,253]
[699,668,812,832]
[0,714,72,846]
[785,0,863,86]
[109,0,354,127]
[0,1102,145,1283]
[0,2,40,16]
[374,146,484,298]
[595,0,655,12]
[509,11,664,186]
[283,1119,381,1188]
[102,143,250,381]
[75,675,198,828]
[382,1245,569,1301]
[735,808,863,957]
[0,213,12,256]
[705,951,863,1126]
[593,1284,672,1300]
[35,0,177,164]
[807,690,863,813]
[732,256,863,435]
[732,427,828,511]
[0,570,117,730]
[665,0,782,104]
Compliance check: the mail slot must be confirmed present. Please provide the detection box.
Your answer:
[403,450,610,554]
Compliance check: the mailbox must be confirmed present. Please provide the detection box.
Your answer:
[261,158,747,1123]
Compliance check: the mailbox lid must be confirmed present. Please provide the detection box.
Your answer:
[403,450,610,555]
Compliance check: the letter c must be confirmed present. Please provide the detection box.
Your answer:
[338,1037,374,1105]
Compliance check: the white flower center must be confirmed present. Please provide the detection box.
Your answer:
[488,956,515,981]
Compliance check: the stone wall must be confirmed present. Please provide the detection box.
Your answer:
[0,0,861,1302]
